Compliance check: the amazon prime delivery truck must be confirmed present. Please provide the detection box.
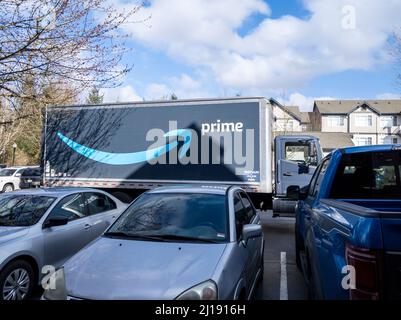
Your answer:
[42,97,323,214]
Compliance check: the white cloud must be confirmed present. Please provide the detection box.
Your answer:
[279,92,336,111]
[376,92,401,100]
[118,0,401,93]
[102,85,142,102]
[145,73,213,100]
[145,83,171,100]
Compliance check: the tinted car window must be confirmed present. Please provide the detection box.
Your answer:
[48,193,87,221]
[84,193,115,215]
[311,159,330,195]
[108,193,228,242]
[0,195,56,226]
[0,169,16,177]
[21,168,41,176]
[240,192,255,223]
[234,193,246,239]
[330,150,401,199]
[309,158,330,196]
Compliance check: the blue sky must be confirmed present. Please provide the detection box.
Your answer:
[102,0,401,110]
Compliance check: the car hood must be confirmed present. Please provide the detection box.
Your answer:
[0,226,29,245]
[64,237,227,300]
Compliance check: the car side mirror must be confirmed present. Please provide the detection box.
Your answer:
[298,162,309,174]
[287,185,308,200]
[242,224,262,245]
[15,173,21,177]
[43,216,69,229]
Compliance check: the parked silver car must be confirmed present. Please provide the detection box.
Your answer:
[43,185,265,300]
[0,188,126,300]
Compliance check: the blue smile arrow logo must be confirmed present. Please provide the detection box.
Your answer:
[57,129,192,165]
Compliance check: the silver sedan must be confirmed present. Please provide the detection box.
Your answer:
[0,188,126,300]
[43,185,265,300]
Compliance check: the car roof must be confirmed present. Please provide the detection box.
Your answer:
[8,187,104,197]
[336,144,401,155]
[147,184,234,195]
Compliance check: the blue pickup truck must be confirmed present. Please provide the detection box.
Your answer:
[289,145,401,300]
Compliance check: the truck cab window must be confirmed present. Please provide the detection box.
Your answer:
[285,141,318,165]
[330,151,401,199]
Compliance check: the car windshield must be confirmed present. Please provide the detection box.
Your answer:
[0,195,56,227]
[0,169,16,177]
[106,193,228,243]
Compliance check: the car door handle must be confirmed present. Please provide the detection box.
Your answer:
[84,224,92,230]
[283,172,293,176]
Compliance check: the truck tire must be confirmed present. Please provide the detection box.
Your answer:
[2,184,14,193]
[0,260,34,300]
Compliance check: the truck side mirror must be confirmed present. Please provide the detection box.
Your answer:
[287,185,308,200]
[298,162,309,174]
[287,185,301,200]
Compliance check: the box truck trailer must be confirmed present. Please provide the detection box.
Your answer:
[41,97,323,214]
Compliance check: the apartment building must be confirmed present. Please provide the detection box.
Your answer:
[271,99,311,132]
[311,100,401,146]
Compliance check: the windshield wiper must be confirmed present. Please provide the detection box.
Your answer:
[150,234,220,243]
[103,231,166,241]
[104,232,219,243]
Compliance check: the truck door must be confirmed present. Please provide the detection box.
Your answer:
[275,137,321,197]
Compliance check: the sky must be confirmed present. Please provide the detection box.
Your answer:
[101,0,401,111]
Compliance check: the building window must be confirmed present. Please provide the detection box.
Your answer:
[355,115,373,127]
[327,116,344,127]
[381,116,397,128]
[380,135,399,145]
[354,136,373,146]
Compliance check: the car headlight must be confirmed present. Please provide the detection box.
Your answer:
[176,280,217,300]
[43,268,67,300]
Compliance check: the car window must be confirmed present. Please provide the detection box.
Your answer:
[239,192,256,223]
[0,169,16,177]
[21,168,41,176]
[48,193,87,222]
[84,192,116,215]
[108,193,229,243]
[0,195,56,227]
[234,193,246,240]
[309,158,330,196]
[330,150,401,199]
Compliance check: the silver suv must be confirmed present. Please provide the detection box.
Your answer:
[0,188,126,300]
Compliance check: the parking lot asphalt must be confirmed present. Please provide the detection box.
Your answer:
[255,211,308,300]
[33,210,307,300]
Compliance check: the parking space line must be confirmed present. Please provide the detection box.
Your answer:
[280,251,288,300]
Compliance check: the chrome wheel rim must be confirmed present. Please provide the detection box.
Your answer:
[4,186,13,193]
[3,268,30,300]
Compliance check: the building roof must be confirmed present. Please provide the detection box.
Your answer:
[272,100,311,124]
[275,131,355,150]
[314,100,401,115]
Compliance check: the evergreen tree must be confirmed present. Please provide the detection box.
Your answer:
[86,87,104,104]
